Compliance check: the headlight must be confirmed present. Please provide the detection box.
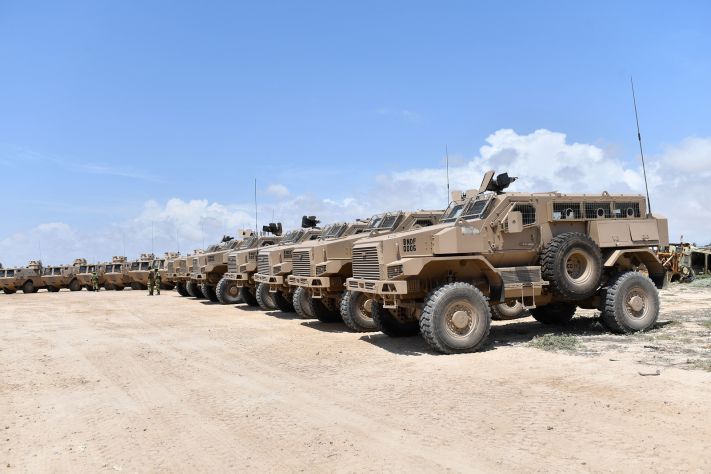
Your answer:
[316,264,327,275]
[387,265,403,279]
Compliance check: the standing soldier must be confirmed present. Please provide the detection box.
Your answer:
[91,271,99,292]
[154,268,162,296]
[147,268,155,296]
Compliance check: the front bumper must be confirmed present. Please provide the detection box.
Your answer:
[288,275,344,289]
[254,273,285,285]
[346,277,413,295]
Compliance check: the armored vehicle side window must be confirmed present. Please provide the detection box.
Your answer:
[613,202,641,218]
[585,202,612,219]
[140,262,150,270]
[442,203,466,223]
[367,216,383,229]
[513,203,536,226]
[80,265,88,273]
[553,202,582,220]
[6,270,14,277]
[380,214,403,230]
[282,230,304,244]
[89,266,96,272]
[53,268,62,275]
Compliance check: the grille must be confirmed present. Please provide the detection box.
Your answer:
[228,256,238,273]
[585,202,612,219]
[292,249,312,276]
[257,254,271,275]
[352,246,381,280]
[553,202,581,220]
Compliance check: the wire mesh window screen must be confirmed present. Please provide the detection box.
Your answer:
[585,202,612,219]
[553,202,582,220]
[513,203,536,225]
[613,202,641,218]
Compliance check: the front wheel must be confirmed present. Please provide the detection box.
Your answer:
[292,287,314,319]
[420,282,491,354]
[176,282,189,297]
[240,287,260,307]
[22,281,35,294]
[372,301,419,337]
[272,290,295,312]
[186,281,203,299]
[216,277,242,304]
[602,272,660,333]
[255,283,276,310]
[68,279,82,292]
[311,297,341,322]
[340,291,377,332]
[200,284,219,302]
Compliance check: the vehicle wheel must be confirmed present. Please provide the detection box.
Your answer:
[215,277,241,304]
[22,281,35,294]
[491,300,530,320]
[104,283,114,291]
[3,289,16,294]
[372,300,420,337]
[530,302,576,324]
[311,297,341,322]
[292,287,314,319]
[68,279,82,292]
[340,291,377,331]
[176,282,189,297]
[541,232,603,301]
[113,285,125,291]
[240,287,260,307]
[271,290,294,312]
[680,266,696,283]
[186,281,203,299]
[161,283,175,291]
[255,283,276,310]
[420,282,491,353]
[601,272,660,333]
[47,286,60,293]
[200,284,219,302]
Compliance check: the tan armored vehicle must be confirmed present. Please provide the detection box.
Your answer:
[346,171,669,354]
[178,249,206,298]
[189,234,248,302]
[103,256,130,291]
[289,210,443,327]
[253,217,324,312]
[126,253,158,290]
[0,260,44,294]
[41,258,86,292]
[158,252,179,290]
[76,261,108,290]
[221,223,284,307]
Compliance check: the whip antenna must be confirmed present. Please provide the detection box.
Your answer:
[445,144,451,205]
[630,77,652,216]
[254,178,258,235]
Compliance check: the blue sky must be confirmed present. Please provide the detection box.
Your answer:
[1,1,710,265]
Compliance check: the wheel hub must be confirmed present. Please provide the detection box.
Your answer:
[628,294,645,312]
[363,298,373,314]
[451,310,471,329]
[228,285,239,296]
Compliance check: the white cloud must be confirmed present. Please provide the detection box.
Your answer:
[2,128,710,266]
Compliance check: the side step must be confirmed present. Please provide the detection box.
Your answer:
[498,266,548,309]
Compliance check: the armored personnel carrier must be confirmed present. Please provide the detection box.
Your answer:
[103,256,130,291]
[179,249,207,298]
[252,217,323,312]
[0,260,44,294]
[41,259,86,292]
[127,253,157,290]
[159,252,179,290]
[347,171,669,354]
[189,234,247,302]
[221,223,284,308]
[76,261,108,290]
[289,210,443,328]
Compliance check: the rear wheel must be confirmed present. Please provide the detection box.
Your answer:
[240,286,260,307]
[176,282,189,297]
[372,300,419,337]
[130,282,145,291]
[420,282,492,354]
[292,287,314,319]
[22,281,35,294]
[311,297,341,322]
[186,281,203,299]
[491,300,530,320]
[255,283,276,310]
[530,302,576,325]
[68,279,82,292]
[602,272,660,333]
[105,283,115,291]
[47,286,60,293]
[200,284,219,302]
[541,232,603,301]
[216,277,242,304]
[340,291,377,331]
[3,288,16,294]
[113,285,125,291]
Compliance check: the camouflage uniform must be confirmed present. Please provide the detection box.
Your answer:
[148,269,155,296]
[154,270,162,296]
[91,271,99,292]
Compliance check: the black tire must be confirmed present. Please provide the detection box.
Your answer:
[372,300,420,337]
[47,286,60,293]
[104,283,114,291]
[113,285,125,291]
[22,281,35,294]
[340,291,377,331]
[491,300,530,320]
[292,287,314,319]
[200,284,219,302]
[130,282,144,291]
[216,277,242,304]
[541,232,603,301]
[601,272,660,333]
[240,287,260,307]
[530,302,577,325]
[272,290,295,312]
[186,281,203,299]
[3,289,16,294]
[311,297,341,322]
[255,283,276,310]
[420,282,492,353]
[68,279,82,292]
[176,282,189,297]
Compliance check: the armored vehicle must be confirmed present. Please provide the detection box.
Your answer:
[288,211,439,326]
[158,252,179,290]
[76,261,108,290]
[127,253,158,290]
[103,256,130,291]
[169,251,199,297]
[347,171,669,354]
[189,234,247,302]
[41,259,86,292]
[180,249,207,298]
[222,223,284,308]
[0,261,44,294]
[252,217,323,312]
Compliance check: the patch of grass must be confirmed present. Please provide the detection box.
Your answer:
[688,359,711,372]
[701,320,711,330]
[528,334,581,352]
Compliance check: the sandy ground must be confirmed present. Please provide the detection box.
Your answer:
[1,285,711,473]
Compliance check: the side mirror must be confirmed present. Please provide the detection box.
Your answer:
[506,211,523,233]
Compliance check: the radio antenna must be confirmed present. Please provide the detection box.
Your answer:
[630,77,652,216]
[445,144,451,205]
[254,178,258,235]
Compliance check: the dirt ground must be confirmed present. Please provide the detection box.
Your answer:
[1,284,711,473]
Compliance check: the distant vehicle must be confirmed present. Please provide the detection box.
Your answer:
[0,260,44,294]
[41,258,86,292]
[103,256,130,291]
